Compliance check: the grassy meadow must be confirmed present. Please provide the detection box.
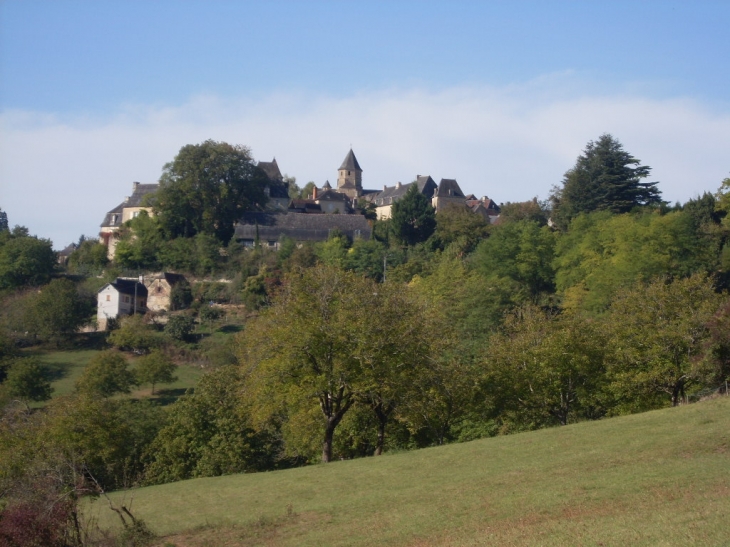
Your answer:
[92,396,730,547]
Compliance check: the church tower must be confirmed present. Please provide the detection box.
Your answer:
[336,149,363,199]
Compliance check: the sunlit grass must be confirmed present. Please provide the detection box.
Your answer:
[92,396,730,547]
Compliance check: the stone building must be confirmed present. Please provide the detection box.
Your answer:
[99,182,158,260]
[145,272,188,312]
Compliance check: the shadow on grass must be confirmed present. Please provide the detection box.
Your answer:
[150,387,194,406]
[44,362,72,382]
[217,324,243,334]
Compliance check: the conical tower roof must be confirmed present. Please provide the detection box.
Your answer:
[338,149,362,171]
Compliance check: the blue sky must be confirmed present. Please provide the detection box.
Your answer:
[1,1,729,247]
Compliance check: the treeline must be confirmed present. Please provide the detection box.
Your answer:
[1,136,729,545]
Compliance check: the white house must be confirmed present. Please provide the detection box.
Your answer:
[97,278,148,330]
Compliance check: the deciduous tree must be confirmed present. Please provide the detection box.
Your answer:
[76,351,137,397]
[155,140,269,243]
[134,350,177,395]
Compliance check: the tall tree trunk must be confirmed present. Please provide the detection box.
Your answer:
[372,401,395,456]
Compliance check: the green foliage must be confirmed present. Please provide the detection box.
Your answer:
[497,198,549,225]
[0,229,56,289]
[471,219,556,301]
[169,278,192,311]
[343,239,386,281]
[76,350,137,397]
[108,315,163,353]
[550,134,663,229]
[554,210,718,312]
[315,230,350,267]
[485,306,610,429]
[432,205,490,254]
[113,210,163,270]
[605,274,724,410]
[144,366,282,484]
[22,278,91,343]
[66,238,108,275]
[155,140,268,243]
[134,349,177,394]
[390,184,437,246]
[239,266,445,462]
[164,315,195,342]
[2,358,53,403]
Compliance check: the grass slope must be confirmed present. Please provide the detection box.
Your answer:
[95,397,730,547]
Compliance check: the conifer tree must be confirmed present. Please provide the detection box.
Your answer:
[550,134,663,228]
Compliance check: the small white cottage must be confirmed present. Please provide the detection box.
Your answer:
[97,278,148,330]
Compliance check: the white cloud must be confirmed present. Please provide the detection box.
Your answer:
[1,83,729,247]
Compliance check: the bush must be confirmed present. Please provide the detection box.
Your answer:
[108,315,162,353]
[164,315,195,342]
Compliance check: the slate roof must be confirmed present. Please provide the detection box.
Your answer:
[435,179,465,198]
[101,278,148,297]
[100,182,158,228]
[289,200,323,214]
[235,212,371,242]
[338,149,362,171]
[257,158,283,181]
[374,176,437,207]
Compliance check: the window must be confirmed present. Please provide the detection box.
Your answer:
[124,296,130,303]
[106,295,110,302]
[111,214,118,225]
[133,211,140,218]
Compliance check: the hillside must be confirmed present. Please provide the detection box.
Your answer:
[93,396,730,547]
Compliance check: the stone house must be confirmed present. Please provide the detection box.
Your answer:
[100,182,158,260]
[257,158,292,211]
[97,278,148,330]
[373,176,438,220]
[432,179,467,212]
[145,272,188,312]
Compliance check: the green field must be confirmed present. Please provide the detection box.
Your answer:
[92,396,730,547]
[28,347,204,404]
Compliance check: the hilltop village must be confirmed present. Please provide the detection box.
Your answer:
[99,149,501,258]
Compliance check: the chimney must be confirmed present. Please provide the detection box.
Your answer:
[312,186,318,200]
[396,181,402,189]
[132,181,140,193]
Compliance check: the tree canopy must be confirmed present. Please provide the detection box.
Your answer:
[155,140,269,243]
[390,184,437,246]
[550,134,663,228]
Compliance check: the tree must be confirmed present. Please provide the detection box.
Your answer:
[164,315,195,342]
[554,210,718,313]
[144,366,281,484]
[108,315,163,354]
[3,358,53,405]
[155,140,269,243]
[390,184,436,246]
[0,208,8,232]
[66,238,108,275]
[239,266,437,462]
[550,134,663,228]
[605,274,724,410]
[23,278,91,343]
[76,351,137,397]
[134,350,177,395]
[0,230,56,289]
[471,220,557,302]
[432,205,491,255]
[485,305,609,429]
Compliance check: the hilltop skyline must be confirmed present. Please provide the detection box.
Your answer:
[1,1,729,247]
